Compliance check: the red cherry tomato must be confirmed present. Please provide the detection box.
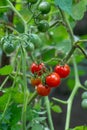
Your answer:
[54,64,70,78]
[46,72,61,88]
[30,62,45,75]
[30,63,39,74]
[31,77,41,86]
[38,63,45,75]
[36,83,51,96]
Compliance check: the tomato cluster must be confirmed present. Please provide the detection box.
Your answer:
[30,62,70,96]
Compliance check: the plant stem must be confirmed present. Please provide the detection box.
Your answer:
[59,8,74,43]
[21,48,29,130]
[76,45,87,59]
[45,96,54,130]
[0,5,10,9]
[6,0,27,32]
[62,45,76,63]
[65,56,81,130]
[28,91,38,105]
[59,9,82,130]
[0,76,9,90]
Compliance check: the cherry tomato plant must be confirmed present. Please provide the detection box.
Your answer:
[0,0,87,130]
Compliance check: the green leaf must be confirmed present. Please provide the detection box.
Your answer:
[31,123,44,130]
[0,92,10,110]
[41,46,56,62]
[51,105,62,113]
[11,124,21,130]
[54,0,72,15]
[69,125,87,130]
[72,0,87,20]
[10,104,22,126]
[0,65,13,75]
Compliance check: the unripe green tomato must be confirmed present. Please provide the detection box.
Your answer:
[29,34,42,47]
[81,99,87,109]
[38,2,51,14]
[36,14,49,21]
[84,80,87,88]
[25,42,34,52]
[28,0,37,4]
[37,20,49,32]
[3,42,16,54]
[81,91,87,99]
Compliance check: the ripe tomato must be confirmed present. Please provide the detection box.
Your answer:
[46,72,61,88]
[30,63,39,74]
[37,20,49,32]
[38,2,51,14]
[30,62,45,75]
[31,77,41,86]
[38,63,45,75]
[36,83,51,96]
[54,64,70,78]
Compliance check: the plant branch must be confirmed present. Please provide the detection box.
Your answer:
[28,91,38,105]
[0,76,9,91]
[45,96,54,130]
[21,47,29,130]
[59,8,74,43]
[62,39,87,63]
[76,45,87,59]
[52,97,67,104]
[65,56,81,130]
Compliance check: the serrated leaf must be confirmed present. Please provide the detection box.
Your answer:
[0,65,13,75]
[54,0,72,15]
[72,0,87,20]
[51,105,62,113]
[31,123,44,130]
